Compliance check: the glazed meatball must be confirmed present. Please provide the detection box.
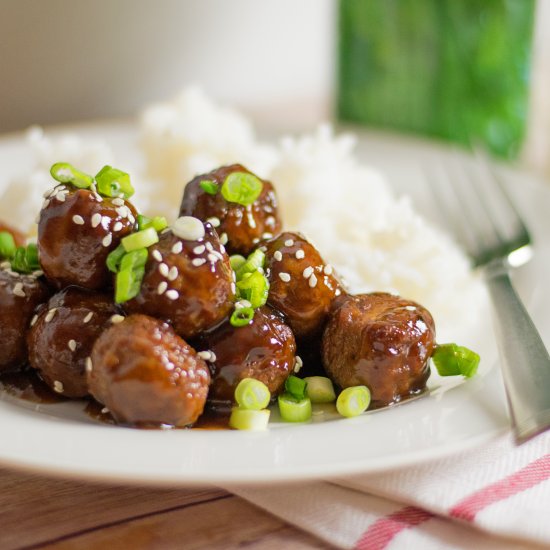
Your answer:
[179,164,282,256]
[264,232,343,339]
[0,268,51,372]
[38,185,137,289]
[88,314,210,427]
[27,286,121,398]
[322,292,436,408]
[201,306,296,404]
[124,218,235,340]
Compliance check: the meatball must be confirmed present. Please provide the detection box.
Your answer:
[201,306,296,404]
[322,292,436,408]
[264,232,343,339]
[124,218,235,340]
[179,164,282,256]
[0,268,51,372]
[27,286,121,398]
[88,314,210,427]
[38,185,137,289]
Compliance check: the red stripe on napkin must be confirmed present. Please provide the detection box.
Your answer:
[450,454,550,522]
[355,506,433,550]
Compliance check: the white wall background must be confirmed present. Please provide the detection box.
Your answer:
[0,0,336,132]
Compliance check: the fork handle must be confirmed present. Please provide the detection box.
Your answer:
[485,260,550,441]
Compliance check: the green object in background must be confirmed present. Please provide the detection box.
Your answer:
[338,0,536,159]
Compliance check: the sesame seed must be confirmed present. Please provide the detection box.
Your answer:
[158,263,169,277]
[113,221,123,232]
[116,206,129,218]
[405,305,417,311]
[157,281,168,295]
[112,198,124,206]
[308,273,318,288]
[85,357,93,373]
[128,213,136,224]
[302,266,314,278]
[13,282,25,297]
[198,350,216,362]
[284,239,294,247]
[53,380,64,393]
[205,242,214,252]
[252,238,260,244]
[246,207,257,229]
[55,191,67,202]
[165,289,179,300]
[68,339,77,352]
[152,250,163,262]
[293,355,303,373]
[193,245,205,254]
[279,272,291,282]
[220,232,228,245]
[83,312,94,323]
[192,258,206,267]
[231,282,236,294]
[110,314,125,324]
[93,193,103,202]
[101,407,110,414]
[323,265,333,275]
[45,308,57,323]
[34,213,41,224]
[206,216,221,228]
[295,249,305,260]
[266,216,276,226]
[208,253,219,264]
[273,251,283,261]
[235,299,252,309]
[262,232,273,239]
[72,215,85,225]
[172,216,205,241]
[30,314,38,327]
[43,189,53,199]
[171,241,183,254]
[91,213,102,228]
[102,233,113,247]
[335,289,342,296]
[168,266,179,281]
[219,244,226,254]
[32,270,43,277]
[41,199,50,210]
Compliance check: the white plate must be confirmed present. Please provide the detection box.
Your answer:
[0,122,548,487]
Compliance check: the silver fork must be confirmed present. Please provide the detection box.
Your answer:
[428,149,550,443]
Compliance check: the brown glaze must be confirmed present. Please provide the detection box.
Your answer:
[264,231,344,340]
[202,306,296,404]
[0,221,26,248]
[37,186,137,290]
[0,268,51,372]
[0,368,65,404]
[179,164,282,256]
[322,292,436,408]
[88,314,211,427]
[27,286,121,398]
[124,224,235,340]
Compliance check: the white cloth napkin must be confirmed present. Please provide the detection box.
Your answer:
[227,431,550,549]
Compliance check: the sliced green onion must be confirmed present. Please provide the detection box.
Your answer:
[50,162,93,189]
[285,375,307,401]
[106,243,126,273]
[115,248,148,303]
[11,244,40,274]
[235,249,265,280]
[236,269,269,309]
[137,214,168,232]
[336,386,371,418]
[230,307,255,327]
[221,171,263,206]
[234,378,271,410]
[25,243,40,270]
[121,227,159,252]
[229,407,270,430]
[278,393,312,423]
[199,179,219,195]
[0,231,17,260]
[304,376,336,403]
[229,254,246,272]
[432,343,480,378]
[95,165,135,199]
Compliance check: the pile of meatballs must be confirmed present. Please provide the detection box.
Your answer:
[0,163,436,428]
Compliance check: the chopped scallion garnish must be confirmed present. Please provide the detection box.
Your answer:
[114,248,148,303]
[235,249,265,280]
[121,227,159,252]
[336,386,371,418]
[234,378,271,410]
[137,215,168,232]
[236,269,269,309]
[304,376,336,403]
[199,179,219,195]
[229,254,246,272]
[230,307,255,327]
[285,375,307,401]
[221,171,263,206]
[278,393,312,423]
[50,162,94,189]
[10,244,40,274]
[106,243,126,273]
[0,231,17,260]
[229,407,270,430]
[95,165,135,199]
[432,343,480,378]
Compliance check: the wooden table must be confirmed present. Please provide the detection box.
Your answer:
[0,467,333,549]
